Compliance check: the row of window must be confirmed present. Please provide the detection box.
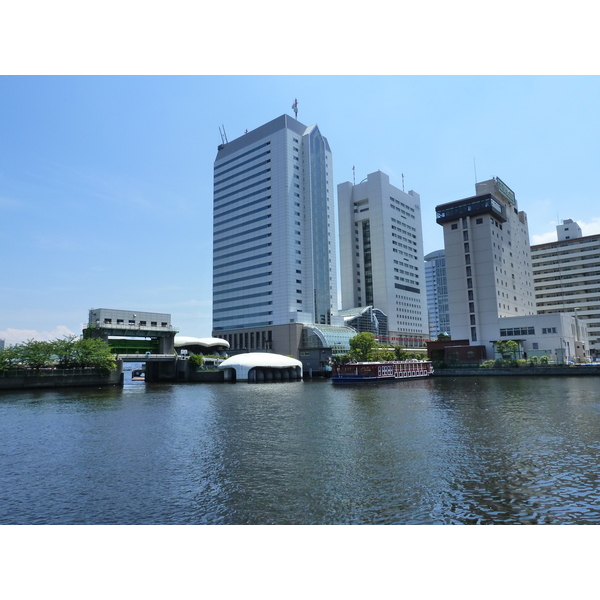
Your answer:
[500,327,535,336]
[103,318,168,327]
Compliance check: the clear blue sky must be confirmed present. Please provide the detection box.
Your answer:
[2,75,600,344]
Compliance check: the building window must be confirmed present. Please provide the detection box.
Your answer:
[451,223,458,230]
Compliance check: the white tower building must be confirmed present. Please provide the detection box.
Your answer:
[212,114,339,356]
[435,178,537,354]
[338,170,429,347]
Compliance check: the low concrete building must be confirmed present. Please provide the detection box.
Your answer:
[84,308,176,355]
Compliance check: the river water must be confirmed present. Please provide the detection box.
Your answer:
[1,374,599,525]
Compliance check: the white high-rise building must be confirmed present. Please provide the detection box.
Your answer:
[435,178,587,362]
[435,178,537,354]
[212,114,339,357]
[338,170,429,347]
[532,221,600,359]
[424,249,450,339]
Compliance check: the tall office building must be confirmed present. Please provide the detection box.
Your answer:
[435,178,537,353]
[424,249,450,339]
[338,170,429,347]
[532,220,600,359]
[212,114,339,357]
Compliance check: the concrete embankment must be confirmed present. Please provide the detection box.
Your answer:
[434,366,600,377]
[0,361,124,390]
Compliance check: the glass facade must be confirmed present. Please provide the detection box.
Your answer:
[306,126,332,325]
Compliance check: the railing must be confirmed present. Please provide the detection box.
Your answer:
[0,367,104,377]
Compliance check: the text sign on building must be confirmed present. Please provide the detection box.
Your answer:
[496,177,516,206]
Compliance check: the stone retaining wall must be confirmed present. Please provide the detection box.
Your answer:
[0,362,124,390]
[434,366,600,377]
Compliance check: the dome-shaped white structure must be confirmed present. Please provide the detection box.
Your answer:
[174,336,230,354]
[218,352,302,382]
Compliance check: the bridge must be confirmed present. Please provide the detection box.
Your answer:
[115,354,177,362]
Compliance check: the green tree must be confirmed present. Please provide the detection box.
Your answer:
[19,339,55,370]
[52,335,79,368]
[188,354,205,368]
[349,332,377,362]
[495,340,519,363]
[371,348,395,362]
[70,337,116,374]
[0,345,21,371]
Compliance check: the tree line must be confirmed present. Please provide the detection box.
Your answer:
[0,335,117,375]
[335,332,426,364]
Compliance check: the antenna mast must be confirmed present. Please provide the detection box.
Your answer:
[352,166,355,185]
[219,125,228,145]
[292,98,298,119]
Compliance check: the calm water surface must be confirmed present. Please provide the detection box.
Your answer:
[1,375,599,524]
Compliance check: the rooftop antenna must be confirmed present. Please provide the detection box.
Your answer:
[352,165,355,185]
[219,125,228,145]
[473,158,478,185]
[292,98,298,119]
[402,173,405,192]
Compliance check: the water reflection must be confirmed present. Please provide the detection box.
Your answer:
[1,376,599,524]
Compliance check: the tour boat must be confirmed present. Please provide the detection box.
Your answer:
[331,360,434,384]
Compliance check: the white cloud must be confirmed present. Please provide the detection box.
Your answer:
[0,325,76,346]
[531,231,557,245]
[578,218,600,237]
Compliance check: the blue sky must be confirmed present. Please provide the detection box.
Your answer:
[2,75,600,345]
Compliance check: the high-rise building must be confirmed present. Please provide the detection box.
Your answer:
[424,249,450,339]
[338,170,428,347]
[435,178,587,362]
[532,221,600,359]
[212,114,340,357]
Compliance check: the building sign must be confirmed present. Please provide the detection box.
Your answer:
[496,177,516,206]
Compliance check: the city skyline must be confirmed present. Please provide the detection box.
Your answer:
[2,76,600,345]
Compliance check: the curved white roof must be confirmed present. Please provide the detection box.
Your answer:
[174,336,230,349]
[218,352,302,380]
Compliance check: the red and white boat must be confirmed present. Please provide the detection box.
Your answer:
[331,360,433,384]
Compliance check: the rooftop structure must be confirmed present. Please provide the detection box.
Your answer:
[174,336,230,356]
